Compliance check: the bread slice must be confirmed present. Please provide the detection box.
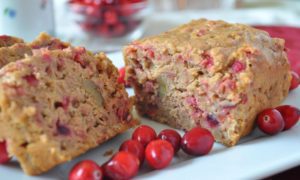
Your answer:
[124,19,290,146]
[0,35,24,47]
[0,47,137,175]
[0,33,69,68]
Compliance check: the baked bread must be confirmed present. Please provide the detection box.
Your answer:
[0,47,136,175]
[0,33,69,68]
[0,35,24,47]
[124,19,291,146]
[0,43,32,68]
[29,32,70,50]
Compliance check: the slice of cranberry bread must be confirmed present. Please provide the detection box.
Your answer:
[0,35,24,47]
[0,33,69,68]
[124,19,291,146]
[0,47,136,175]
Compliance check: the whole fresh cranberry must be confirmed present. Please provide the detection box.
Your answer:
[69,160,103,180]
[257,108,285,135]
[145,140,174,169]
[181,127,214,156]
[290,71,300,91]
[103,151,139,180]
[119,139,145,164]
[158,129,181,153]
[0,141,10,164]
[276,105,300,130]
[132,125,157,146]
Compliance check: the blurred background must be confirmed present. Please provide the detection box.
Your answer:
[0,0,300,73]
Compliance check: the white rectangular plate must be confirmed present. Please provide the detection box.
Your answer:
[0,51,299,180]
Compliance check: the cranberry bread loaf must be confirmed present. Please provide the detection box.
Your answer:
[0,47,136,175]
[29,32,70,50]
[0,35,24,47]
[0,33,69,68]
[0,43,32,67]
[124,19,291,146]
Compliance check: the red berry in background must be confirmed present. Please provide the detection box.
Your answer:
[86,6,101,17]
[103,9,119,25]
[257,108,285,135]
[117,67,126,84]
[290,71,300,91]
[119,139,145,164]
[158,129,181,153]
[276,105,300,130]
[0,141,10,164]
[132,125,157,146]
[181,127,214,156]
[69,160,103,180]
[145,140,174,169]
[103,151,139,180]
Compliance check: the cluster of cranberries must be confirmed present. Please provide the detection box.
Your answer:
[68,125,214,180]
[256,71,299,135]
[69,0,147,37]
[257,105,300,135]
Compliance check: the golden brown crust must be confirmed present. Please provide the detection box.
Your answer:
[0,35,24,47]
[124,19,291,147]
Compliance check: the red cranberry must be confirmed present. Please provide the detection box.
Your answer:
[117,67,126,84]
[257,108,284,135]
[181,127,214,156]
[132,125,157,146]
[103,9,119,25]
[119,139,145,164]
[276,105,300,130]
[69,160,103,180]
[103,151,139,180]
[23,74,38,86]
[0,141,10,164]
[201,52,214,68]
[86,6,101,17]
[290,71,300,91]
[145,140,174,169]
[158,129,181,153]
[231,60,245,73]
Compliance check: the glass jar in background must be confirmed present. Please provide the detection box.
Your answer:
[54,0,151,52]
